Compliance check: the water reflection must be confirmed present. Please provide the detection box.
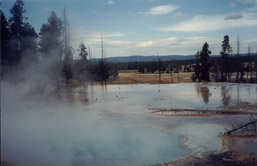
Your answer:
[236,85,240,103]
[151,83,257,111]
[221,86,231,107]
[195,84,211,104]
[55,85,89,104]
[90,82,95,103]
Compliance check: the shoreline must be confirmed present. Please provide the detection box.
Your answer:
[147,116,257,166]
[147,134,257,166]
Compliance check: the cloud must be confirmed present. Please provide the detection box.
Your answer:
[70,29,135,58]
[174,12,186,19]
[133,36,224,55]
[71,27,257,57]
[230,3,237,7]
[107,0,114,5]
[104,39,132,46]
[136,38,178,48]
[224,13,243,20]
[136,41,154,47]
[72,30,130,42]
[142,5,180,15]
[102,33,127,38]
[71,28,257,57]
[153,13,257,32]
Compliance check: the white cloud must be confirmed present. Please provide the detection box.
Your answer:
[133,36,222,55]
[142,5,180,15]
[71,27,257,58]
[230,3,237,7]
[174,12,186,19]
[153,13,257,32]
[136,41,154,47]
[224,13,243,20]
[136,38,178,48]
[107,0,114,5]
[105,39,132,46]
[102,33,126,38]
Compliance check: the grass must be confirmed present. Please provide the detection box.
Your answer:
[107,70,193,84]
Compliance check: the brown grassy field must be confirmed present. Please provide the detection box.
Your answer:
[107,70,193,84]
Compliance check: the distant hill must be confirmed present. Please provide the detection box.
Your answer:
[92,55,196,63]
[90,54,250,63]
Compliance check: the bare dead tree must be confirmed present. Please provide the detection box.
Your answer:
[236,35,240,82]
[221,114,257,136]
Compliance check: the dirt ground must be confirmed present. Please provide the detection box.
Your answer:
[107,70,193,84]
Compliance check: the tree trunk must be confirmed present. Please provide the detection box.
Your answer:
[236,70,239,82]
[250,63,253,81]
[159,71,161,81]
[171,73,173,84]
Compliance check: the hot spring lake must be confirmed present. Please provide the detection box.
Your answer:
[2,82,257,166]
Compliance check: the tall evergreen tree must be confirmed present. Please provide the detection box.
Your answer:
[199,42,211,82]
[220,35,232,82]
[8,0,26,65]
[21,22,38,62]
[39,11,62,61]
[74,42,89,83]
[7,0,38,66]
[78,42,88,60]
[38,11,63,86]
[1,11,11,68]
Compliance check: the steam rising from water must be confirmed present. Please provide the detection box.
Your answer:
[1,82,187,166]
[2,82,256,166]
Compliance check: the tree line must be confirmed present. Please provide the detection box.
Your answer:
[110,35,257,84]
[193,35,257,83]
[1,0,111,86]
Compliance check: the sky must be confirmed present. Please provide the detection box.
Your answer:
[1,0,257,58]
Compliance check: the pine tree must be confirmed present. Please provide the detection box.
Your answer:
[199,42,211,82]
[1,11,11,68]
[38,11,63,86]
[39,11,62,61]
[220,35,232,82]
[21,22,38,62]
[75,42,89,83]
[8,0,26,65]
[78,42,88,61]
